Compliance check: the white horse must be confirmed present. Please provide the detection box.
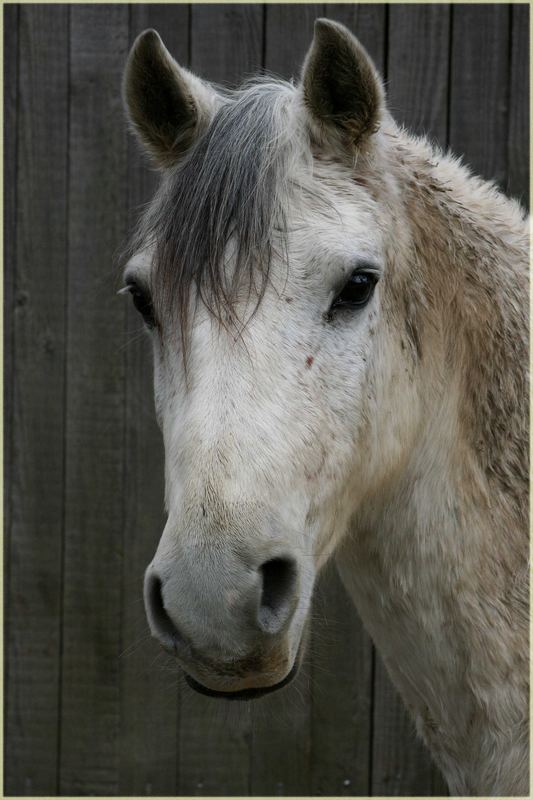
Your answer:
[120,20,529,796]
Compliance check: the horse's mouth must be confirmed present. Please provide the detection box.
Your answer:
[184,661,299,700]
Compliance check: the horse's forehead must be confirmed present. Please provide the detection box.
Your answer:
[289,177,383,272]
[124,155,383,292]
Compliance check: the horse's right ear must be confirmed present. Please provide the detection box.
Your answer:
[123,30,216,169]
[301,19,384,150]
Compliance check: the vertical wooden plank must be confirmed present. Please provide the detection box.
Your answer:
[387,5,451,143]
[118,6,189,796]
[250,665,313,797]
[508,4,529,208]
[179,691,253,797]
[3,19,18,782]
[3,3,18,550]
[307,10,384,797]
[449,4,511,188]
[5,6,68,795]
[310,565,374,796]
[177,7,263,796]
[191,5,263,86]
[59,5,129,795]
[265,4,324,80]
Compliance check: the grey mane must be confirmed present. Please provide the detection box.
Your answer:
[125,78,302,348]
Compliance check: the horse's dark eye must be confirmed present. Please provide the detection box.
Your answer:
[127,283,156,328]
[329,271,378,314]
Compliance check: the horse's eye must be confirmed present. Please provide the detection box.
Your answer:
[329,271,378,314]
[125,283,156,328]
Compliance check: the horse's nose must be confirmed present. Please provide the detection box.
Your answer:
[144,555,298,652]
[144,570,185,653]
[257,556,298,634]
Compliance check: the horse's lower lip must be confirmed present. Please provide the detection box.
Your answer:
[184,662,299,701]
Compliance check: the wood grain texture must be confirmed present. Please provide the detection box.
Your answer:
[449,4,511,188]
[310,566,373,796]
[507,4,529,208]
[118,6,190,795]
[3,3,18,562]
[178,692,252,796]
[3,15,18,790]
[58,6,129,794]
[387,5,451,143]
[250,681,312,796]
[191,5,263,87]
[265,4,324,80]
[5,6,68,794]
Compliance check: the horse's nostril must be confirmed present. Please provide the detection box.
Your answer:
[144,572,181,653]
[257,557,297,634]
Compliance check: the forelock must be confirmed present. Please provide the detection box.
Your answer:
[128,78,306,353]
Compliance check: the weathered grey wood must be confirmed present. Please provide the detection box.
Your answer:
[508,4,529,208]
[118,6,190,795]
[3,19,18,786]
[178,690,251,796]
[59,6,129,794]
[3,3,17,559]
[310,566,373,796]
[5,6,68,794]
[191,5,263,87]
[177,7,263,796]
[449,5,511,188]
[250,671,312,796]
[265,4,324,80]
[388,5,451,143]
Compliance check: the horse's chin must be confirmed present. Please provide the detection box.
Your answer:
[184,661,299,701]
[181,618,310,700]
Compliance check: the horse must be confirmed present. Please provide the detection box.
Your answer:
[120,19,529,796]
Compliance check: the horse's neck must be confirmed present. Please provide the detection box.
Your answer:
[336,389,529,793]
[335,416,528,793]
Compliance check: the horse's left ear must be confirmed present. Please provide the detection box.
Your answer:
[123,29,217,169]
[301,19,384,148]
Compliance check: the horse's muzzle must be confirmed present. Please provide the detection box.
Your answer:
[143,559,304,694]
[144,554,299,654]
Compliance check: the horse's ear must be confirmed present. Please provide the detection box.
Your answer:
[301,19,384,149]
[123,29,216,169]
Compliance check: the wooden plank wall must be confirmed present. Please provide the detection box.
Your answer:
[4,3,529,797]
